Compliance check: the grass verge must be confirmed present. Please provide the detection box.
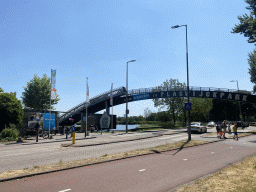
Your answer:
[176,155,256,192]
[0,139,208,180]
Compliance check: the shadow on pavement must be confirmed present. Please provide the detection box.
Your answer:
[151,149,161,154]
[172,140,190,156]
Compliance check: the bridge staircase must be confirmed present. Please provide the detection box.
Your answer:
[59,86,126,125]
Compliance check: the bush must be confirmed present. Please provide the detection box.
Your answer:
[1,128,19,141]
[159,121,174,128]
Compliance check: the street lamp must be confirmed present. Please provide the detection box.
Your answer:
[171,24,191,141]
[230,80,242,121]
[126,60,136,134]
[230,80,239,91]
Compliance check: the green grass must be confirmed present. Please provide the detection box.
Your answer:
[138,124,161,128]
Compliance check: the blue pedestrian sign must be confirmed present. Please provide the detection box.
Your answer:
[71,124,76,132]
[185,103,192,110]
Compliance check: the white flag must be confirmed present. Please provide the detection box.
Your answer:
[51,69,56,100]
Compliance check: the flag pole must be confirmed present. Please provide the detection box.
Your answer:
[85,77,89,137]
[111,83,113,131]
[49,69,52,138]
[86,105,87,137]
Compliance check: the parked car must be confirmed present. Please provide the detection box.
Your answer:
[207,121,215,127]
[187,122,207,133]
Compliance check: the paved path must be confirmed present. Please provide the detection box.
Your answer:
[1,134,256,192]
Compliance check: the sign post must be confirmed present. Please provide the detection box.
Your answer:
[100,112,111,130]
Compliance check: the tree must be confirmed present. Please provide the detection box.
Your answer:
[156,111,171,122]
[0,88,3,93]
[190,98,213,122]
[144,108,152,118]
[153,79,186,125]
[21,74,60,111]
[0,91,24,132]
[248,50,256,92]
[146,113,157,121]
[232,0,256,92]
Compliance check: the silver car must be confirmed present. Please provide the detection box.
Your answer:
[187,122,207,133]
[207,121,215,127]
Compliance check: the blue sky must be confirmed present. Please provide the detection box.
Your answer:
[1,0,255,117]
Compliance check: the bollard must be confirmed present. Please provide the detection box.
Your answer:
[72,132,75,144]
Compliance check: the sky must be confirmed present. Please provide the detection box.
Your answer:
[1,0,255,117]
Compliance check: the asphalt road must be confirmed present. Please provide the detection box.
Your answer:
[1,134,256,192]
[0,127,254,173]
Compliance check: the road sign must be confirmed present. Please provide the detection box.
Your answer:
[71,124,76,132]
[185,103,192,110]
[100,112,111,128]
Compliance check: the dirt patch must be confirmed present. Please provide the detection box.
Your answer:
[0,139,208,179]
[176,155,256,191]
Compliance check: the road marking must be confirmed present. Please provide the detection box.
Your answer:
[211,152,214,154]
[159,135,183,139]
[173,136,188,141]
[244,143,246,144]
[183,159,188,161]
[230,147,233,148]
[59,189,71,192]
[4,152,29,157]
[139,169,146,172]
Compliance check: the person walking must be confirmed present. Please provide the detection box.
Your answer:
[233,123,238,140]
[228,123,231,134]
[216,123,220,138]
[223,120,227,139]
[216,123,222,139]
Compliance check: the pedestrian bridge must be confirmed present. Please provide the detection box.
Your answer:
[59,86,255,125]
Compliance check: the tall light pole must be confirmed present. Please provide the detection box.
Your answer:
[126,60,136,133]
[172,24,191,141]
[230,80,242,121]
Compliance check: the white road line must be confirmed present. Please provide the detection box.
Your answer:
[59,189,71,192]
[4,153,29,157]
[173,136,189,141]
[159,135,183,139]
[211,152,214,154]
[230,147,233,148]
[183,159,188,161]
[139,169,146,172]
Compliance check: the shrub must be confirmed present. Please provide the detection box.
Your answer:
[159,121,174,128]
[1,128,19,141]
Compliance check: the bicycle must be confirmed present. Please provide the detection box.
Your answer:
[65,127,72,139]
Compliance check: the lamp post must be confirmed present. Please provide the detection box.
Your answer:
[126,60,136,134]
[171,24,191,141]
[230,80,242,121]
